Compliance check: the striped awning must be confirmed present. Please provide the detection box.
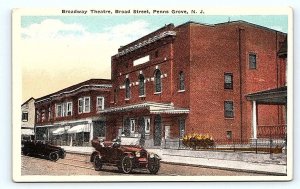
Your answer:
[67,124,90,134]
[52,127,66,135]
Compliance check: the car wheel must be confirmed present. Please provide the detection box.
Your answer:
[148,158,160,174]
[121,156,133,174]
[49,152,59,161]
[94,155,103,171]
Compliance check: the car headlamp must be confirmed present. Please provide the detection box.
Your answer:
[135,151,141,157]
[149,153,155,158]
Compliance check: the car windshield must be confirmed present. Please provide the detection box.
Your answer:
[120,137,139,146]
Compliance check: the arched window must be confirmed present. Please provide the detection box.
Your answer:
[125,78,130,99]
[154,69,162,93]
[139,74,145,96]
[179,71,185,91]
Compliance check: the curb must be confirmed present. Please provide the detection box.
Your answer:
[160,161,287,176]
[64,150,287,176]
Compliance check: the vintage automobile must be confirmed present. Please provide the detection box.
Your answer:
[90,137,161,174]
[22,140,66,161]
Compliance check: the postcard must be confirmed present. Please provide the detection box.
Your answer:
[12,7,293,182]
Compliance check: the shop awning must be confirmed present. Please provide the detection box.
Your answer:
[67,124,90,134]
[99,101,189,114]
[52,127,66,135]
[21,129,34,136]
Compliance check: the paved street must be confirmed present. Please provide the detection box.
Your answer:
[21,153,270,176]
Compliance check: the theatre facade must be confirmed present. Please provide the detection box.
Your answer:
[102,21,287,148]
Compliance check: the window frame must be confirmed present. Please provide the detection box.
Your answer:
[130,118,136,134]
[224,73,233,89]
[78,98,83,114]
[178,71,185,91]
[139,74,145,97]
[249,53,257,69]
[67,102,73,116]
[96,96,105,111]
[125,78,131,99]
[154,69,162,93]
[224,101,234,118]
[22,112,28,122]
[84,97,91,113]
[56,104,62,117]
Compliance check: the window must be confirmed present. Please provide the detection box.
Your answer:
[179,118,186,138]
[22,112,28,121]
[224,73,233,89]
[249,53,257,69]
[179,71,185,91]
[41,109,45,122]
[145,117,150,134]
[130,119,136,134]
[226,131,232,139]
[78,98,83,113]
[224,101,234,118]
[154,69,162,93]
[36,110,40,122]
[48,107,51,121]
[96,96,105,111]
[125,78,131,99]
[78,97,90,113]
[67,102,72,116]
[84,97,90,113]
[139,74,145,96]
[56,104,62,117]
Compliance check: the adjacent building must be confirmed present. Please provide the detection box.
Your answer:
[34,79,111,146]
[101,21,287,148]
[21,97,35,140]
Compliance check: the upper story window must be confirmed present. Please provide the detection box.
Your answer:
[56,104,62,117]
[36,110,40,122]
[139,74,145,97]
[48,107,51,121]
[22,112,28,122]
[249,53,257,69]
[78,97,90,114]
[224,73,233,89]
[41,109,46,122]
[125,78,131,99]
[96,96,105,111]
[224,101,234,118]
[179,71,185,91]
[56,102,72,117]
[154,69,162,93]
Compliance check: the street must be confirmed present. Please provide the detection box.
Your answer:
[21,153,270,176]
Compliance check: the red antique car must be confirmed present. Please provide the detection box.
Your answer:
[90,137,161,174]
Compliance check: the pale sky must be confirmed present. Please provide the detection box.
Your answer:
[21,15,288,102]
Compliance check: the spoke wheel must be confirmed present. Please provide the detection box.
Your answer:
[94,155,103,171]
[49,152,59,161]
[121,156,133,174]
[148,158,160,174]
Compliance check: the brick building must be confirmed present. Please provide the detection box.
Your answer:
[101,21,287,148]
[34,79,111,146]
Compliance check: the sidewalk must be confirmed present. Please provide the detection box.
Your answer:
[60,146,287,175]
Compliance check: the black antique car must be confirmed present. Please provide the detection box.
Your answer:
[90,137,161,174]
[22,140,66,161]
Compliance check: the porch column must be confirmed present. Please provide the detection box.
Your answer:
[252,100,257,139]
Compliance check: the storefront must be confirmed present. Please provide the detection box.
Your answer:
[101,102,189,148]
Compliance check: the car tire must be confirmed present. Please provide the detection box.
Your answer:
[121,156,133,174]
[148,158,160,174]
[49,152,59,161]
[94,155,103,171]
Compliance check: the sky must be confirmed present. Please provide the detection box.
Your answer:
[20,14,288,102]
